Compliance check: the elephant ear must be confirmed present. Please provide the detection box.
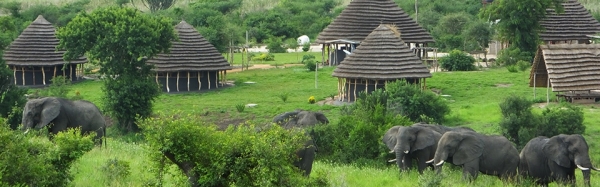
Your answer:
[383,126,403,150]
[315,112,329,124]
[543,135,571,168]
[412,129,438,151]
[452,133,484,165]
[37,98,61,129]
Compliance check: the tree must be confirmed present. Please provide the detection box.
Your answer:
[0,16,27,129]
[463,21,493,63]
[480,0,564,55]
[285,38,299,62]
[133,0,177,12]
[57,7,176,133]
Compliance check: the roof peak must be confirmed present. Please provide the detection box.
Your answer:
[33,15,51,24]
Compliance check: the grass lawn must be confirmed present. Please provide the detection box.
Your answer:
[53,65,600,186]
[222,51,324,67]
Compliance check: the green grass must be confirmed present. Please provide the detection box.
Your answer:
[55,66,600,186]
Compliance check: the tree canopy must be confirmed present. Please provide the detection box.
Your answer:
[57,6,177,132]
[480,0,564,55]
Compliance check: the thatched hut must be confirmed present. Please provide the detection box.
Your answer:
[316,0,434,65]
[332,24,432,102]
[529,44,600,103]
[3,15,86,86]
[147,21,232,92]
[540,0,600,44]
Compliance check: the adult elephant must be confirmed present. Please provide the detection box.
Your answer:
[427,131,519,181]
[383,123,474,173]
[273,110,328,176]
[383,125,442,173]
[21,97,106,145]
[273,110,329,128]
[519,134,600,186]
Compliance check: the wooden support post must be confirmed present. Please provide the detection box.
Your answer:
[32,67,35,85]
[375,79,378,90]
[155,73,158,84]
[365,79,369,94]
[166,73,170,92]
[42,67,46,85]
[176,71,180,92]
[13,66,16,85]
[208,72,211,89]
[21,67,25,85]
[53,66,57,77]
[70,64,73,81]
[215,71,218,89]
[353,79,357,102]
[546,77,550,104]
[423,78,427,90]
[198,72,201,90]
[533,73,536,98]
[187,72,190,91]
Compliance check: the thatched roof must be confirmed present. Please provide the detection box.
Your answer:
[332,24,432,80]
[147,21,231,72]
[540,0,600,41]
[529,44,600,92]
[315,0,434,44]
[3,15,86,66]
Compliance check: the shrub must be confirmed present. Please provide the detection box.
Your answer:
[0,124,94,186]
[386,81,451,124]
[39,76,71,98]
[302,42,311,52]
[312,89,413,163]
[438,49,476,71]
[308,96,316,104]
[506,65,518,72]
[251,53,275,61]
[102,158,131,183]
[305,59,317,71]
[302,54,316,64]
[277,93,289,102]
[517,60,531,71]
[499,95,540,148]
[496,46,532,66]
[140,113,324,186]
[538,104,585,136]
[266,37,287,53]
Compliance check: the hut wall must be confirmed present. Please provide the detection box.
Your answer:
[11,64,79,86]
[157,71,220,92]
[342,79,422,102]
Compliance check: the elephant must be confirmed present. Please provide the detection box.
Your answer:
[273,110,329,129]
[427,131,519,181]
[519,134,600,186]
[273,110,328,176]
[383,123,475,174]
[21,97,106,145]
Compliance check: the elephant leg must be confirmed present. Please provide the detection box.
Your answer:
[462,161,479,181]
[549,164,569,185]
[414,150,432,174]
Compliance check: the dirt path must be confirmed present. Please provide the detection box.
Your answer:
[227,64,304,73]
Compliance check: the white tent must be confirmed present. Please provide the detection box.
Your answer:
[297,35,310,45]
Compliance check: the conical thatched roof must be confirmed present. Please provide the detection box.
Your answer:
[3,15,86,66]
[332,24,432,80]
[316,0,434,44]
[147,21,231,72]
[529,44,600,92]
[540,0,600,41]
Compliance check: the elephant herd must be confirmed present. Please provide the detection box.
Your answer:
[383,123,599,186]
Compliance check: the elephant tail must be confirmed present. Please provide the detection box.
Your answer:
[103,126,107,148]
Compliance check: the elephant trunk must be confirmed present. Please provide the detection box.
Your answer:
[575,156,595,186]
[393,145,408,171]
[21,117,32,131]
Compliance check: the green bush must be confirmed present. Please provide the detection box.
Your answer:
[438,49,476,71]
[277,92,289,102]
[312,90,412,163]
[506,65,518,73]
[302,54,316,64]
[40,76,71,98]
[251,53,275,61]
[302,42,311,52]
[140,112,326,187]
[496,46,532,66]
[539,104,585,136]
[386,81,451,124]
[102,158,131,183]
[516,60,531,71]
[0,52,27,129]
[305,59,317,71]
[499,96,540,148]
[0,124,94,186]
[266,37,287,53]
[235,103,245,112]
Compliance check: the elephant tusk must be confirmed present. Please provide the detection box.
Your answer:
[403,150,409,154]
[401,159,404,164]
[425,159,434,163]
[435,160,445,166]
[388,159,396,163]
[389,150,394,153]
[592,166,600,171]
[577,165,590,170]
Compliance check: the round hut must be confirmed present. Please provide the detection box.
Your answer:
[316,0,435,65]
[147,21,232,92]
[540,0,600,44]
[332,24,432,102]
[3,15,86,86]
